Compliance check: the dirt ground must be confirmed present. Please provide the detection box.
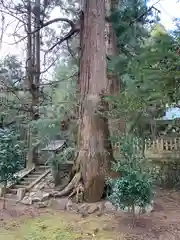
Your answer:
[1,189,180,239]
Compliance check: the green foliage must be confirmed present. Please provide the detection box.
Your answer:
[0,54,23,86]
[106,91,145,121]
[108,135,153,219]
[108,0,157,75]
[0,128,23,185]
[106,1,175,137]
[107,23,180,136]
[152,159,180,189]
[33,61,78,184]
[108,1,180,138]
[31,118,60,143]
[109,171,152,210]
[33,61,77,143]
[132,31,180,104]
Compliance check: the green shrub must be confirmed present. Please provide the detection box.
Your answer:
[152,159,180,189]
[0,128,23,207]
[108,135,154,225]
[109,170,153,210]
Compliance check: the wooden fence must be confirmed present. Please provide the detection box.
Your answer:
[112,137,180,160]
[145,137,180,160]
[145,137,180,153]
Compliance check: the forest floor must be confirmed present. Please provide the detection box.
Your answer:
[0,189,180,239]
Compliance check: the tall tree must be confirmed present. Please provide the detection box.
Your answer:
[105,0,123,135]
[75,0,113,202]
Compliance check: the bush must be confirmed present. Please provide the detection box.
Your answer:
[0,128,23,208]
[108,135,154,225]
[152,159,180,189]
[109,170,153,213]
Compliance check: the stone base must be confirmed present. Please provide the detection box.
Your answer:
[17,188,26,201]
[0,186,6,197]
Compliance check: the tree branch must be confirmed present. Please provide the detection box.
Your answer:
[41,18,75,30]
[46,27,79,53]
[8,17,79,45]
[130,0,161,25]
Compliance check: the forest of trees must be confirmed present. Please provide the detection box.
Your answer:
[0,0,179,203]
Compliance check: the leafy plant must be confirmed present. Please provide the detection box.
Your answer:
[152,159,180,189]
[108,135,154,225]
[0,128,23,208]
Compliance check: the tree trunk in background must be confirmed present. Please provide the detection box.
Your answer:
[105,0,119,95]
[25,0,34,169]
[105,0,126,135]
[25,0,41,168]
[76,0,113,202]
[33,0,40,122]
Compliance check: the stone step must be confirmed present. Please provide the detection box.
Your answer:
[13,184,29,188]
[18,177,32,182]
[8,188,17,194]
[28,174,43,178]
[38,165,49,169]
[24,174,39,178]
[23,177,38,181]
[34,168,45,171]
[36,166,47,169]
[4,193,17,200]
[28,171,45,176]
[29,171,42,174]
[33,171,46,175]
[20,180,32,185]
[31,170,44,174]
[6,168,49,196]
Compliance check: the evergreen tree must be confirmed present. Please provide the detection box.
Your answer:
[107,1,180,138]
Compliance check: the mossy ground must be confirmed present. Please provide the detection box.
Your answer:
[0,211,125,240]
[1,189,180,240]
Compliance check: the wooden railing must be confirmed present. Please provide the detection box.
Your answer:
[112,137,180,160]
[145,137,180,153]
[144,137,180,160]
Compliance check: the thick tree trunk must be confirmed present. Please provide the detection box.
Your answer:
[77,0,113,202]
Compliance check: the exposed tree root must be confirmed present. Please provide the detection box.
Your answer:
[68,181,84,203]
[50,172,81,198]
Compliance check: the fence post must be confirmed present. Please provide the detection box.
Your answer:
[160,138,164,152]
[26,125,34,169]
[174,138,177,150]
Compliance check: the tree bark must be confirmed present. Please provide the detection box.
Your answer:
[25,0,34,169]
[33,0,40,121]
[105,0,119,95]
[26,0,41,166]
[76,0,113,202]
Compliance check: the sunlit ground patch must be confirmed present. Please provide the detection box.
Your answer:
[0,211,125,240]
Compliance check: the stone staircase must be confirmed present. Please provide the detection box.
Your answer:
[5,165,49,201]
[2,161,73,203]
